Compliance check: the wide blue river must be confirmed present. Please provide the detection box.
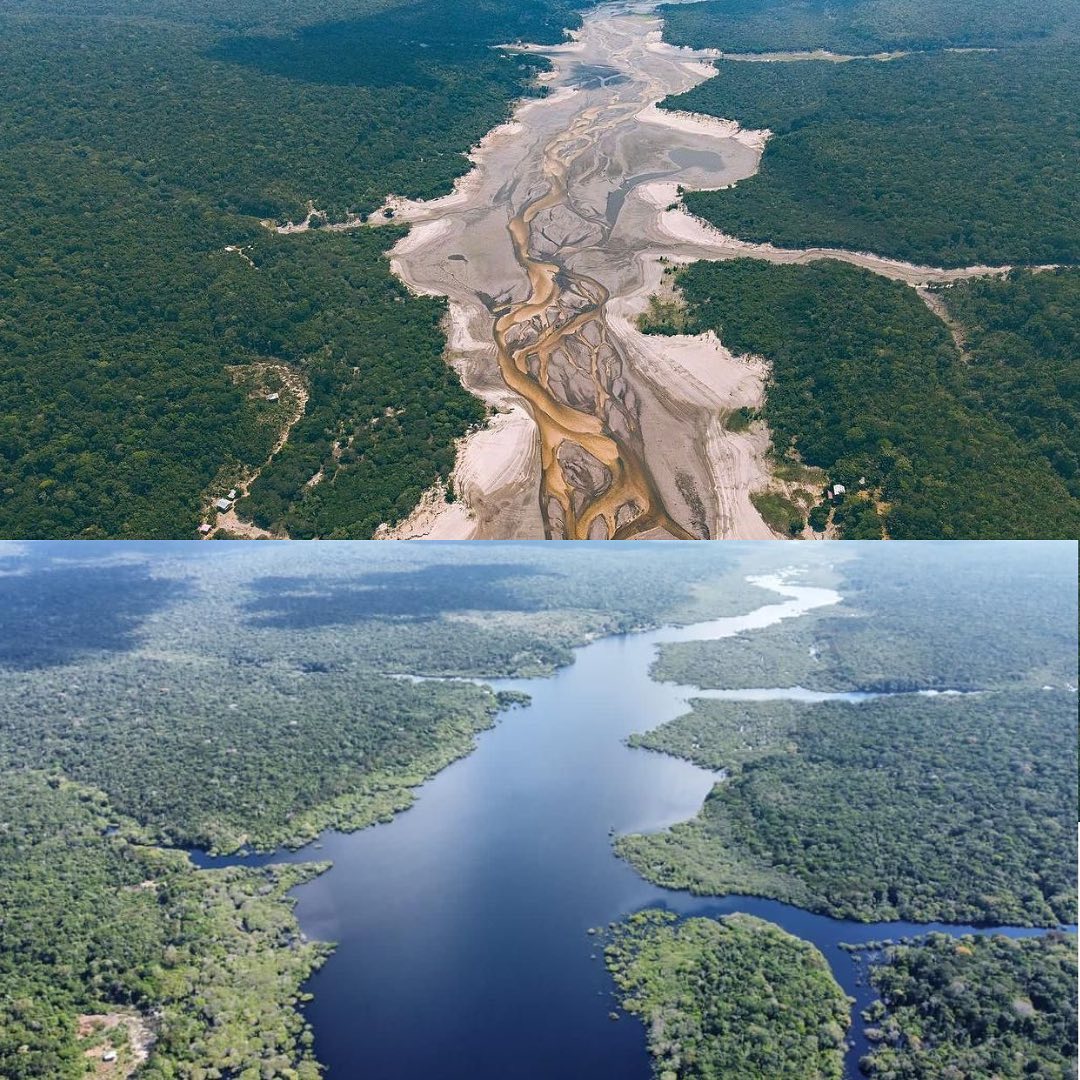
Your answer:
[193,575,1066,1078]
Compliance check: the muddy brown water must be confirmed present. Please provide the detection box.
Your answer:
[391,2,767,539]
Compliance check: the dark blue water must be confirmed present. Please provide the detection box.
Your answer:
[192,575,1069,1079]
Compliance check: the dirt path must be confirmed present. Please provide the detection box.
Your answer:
[916,285,970,356]
[647,189,1049,286]
[201,362,308,539]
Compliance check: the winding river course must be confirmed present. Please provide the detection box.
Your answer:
[194,574,1065,1079]
[372,1,1022,541]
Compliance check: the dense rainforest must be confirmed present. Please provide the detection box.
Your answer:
[936,270,1080,501]
[0,0,586,538]
[652,541,1079,692]
[2,659,509,854]
[659,0,1079,56]
[665,46,1078,269]
[618,690,1078,926]
[859,933,1079,1079]
[0,773,331,1079]
[0,542,751,852]
[641,260,1080,538]
[622,549,1079,926]
[605,911,850,1080]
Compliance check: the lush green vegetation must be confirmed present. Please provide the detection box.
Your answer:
[659,0,1080,266]
[749,490,806,536]
[0,773,331,1079]
[858,932,1079,1078]
[1,0,574,225]
[1,654,509,853]
[0,542,758,851]
[605,910,850,1080]
[660,0,1080,55]
[641,260,1080,537]
[0,542,770,1077]
[0,197,485,537]
[937,270,1080,500]
[618,691,1078,925]
[668,46,1078,268]
[653,542,1079,692]
[0,0,586,537]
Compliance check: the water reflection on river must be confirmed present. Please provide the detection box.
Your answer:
[192,575,1066,1078]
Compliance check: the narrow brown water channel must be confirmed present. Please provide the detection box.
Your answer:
[495,96,695,539]
[387,2,774,539]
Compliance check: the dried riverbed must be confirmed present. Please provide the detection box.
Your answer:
[376,1,1038,541]
[385,2,775,539]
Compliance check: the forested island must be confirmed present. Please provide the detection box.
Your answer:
[604,910,851,1079]
[605,915,1077,1080]
[0,0,586,538]
[640,261,1080,538]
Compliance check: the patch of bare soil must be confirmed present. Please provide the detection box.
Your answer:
[199,361,309,539]
[78,1011,155,1078]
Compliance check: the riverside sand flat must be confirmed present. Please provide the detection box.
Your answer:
[377,2,1040,541]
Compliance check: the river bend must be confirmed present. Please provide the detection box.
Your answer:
[193,573,1066,1078]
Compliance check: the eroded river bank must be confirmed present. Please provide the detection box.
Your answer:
[193,572,1067,1078]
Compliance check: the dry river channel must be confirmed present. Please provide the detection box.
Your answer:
[381,0,1018,541]
[388,0,777,540]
